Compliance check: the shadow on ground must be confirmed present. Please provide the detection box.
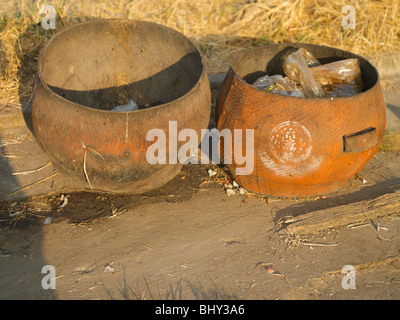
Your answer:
[274,177,400,222]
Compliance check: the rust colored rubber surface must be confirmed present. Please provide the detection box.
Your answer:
[31,19,211,194]
[216,43,386,197]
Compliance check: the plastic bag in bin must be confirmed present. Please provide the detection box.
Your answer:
[309,59,363,86]
[252,48,364,98]
[298,48,320,68]
[312,58,364,97]
[283,48,325,98]
[322,83,363,98]
[252,74,306,98]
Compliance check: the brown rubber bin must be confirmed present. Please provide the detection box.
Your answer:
[31,19,211,194]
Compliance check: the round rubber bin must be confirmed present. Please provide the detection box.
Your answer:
[31,19,211,194]
[216,43,386,197]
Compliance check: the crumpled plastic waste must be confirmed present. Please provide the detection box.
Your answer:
[57,194,68,209]
[282,48,325,97]
[252,48,364,98]
[252,74,306,98]
[309,58,362,86]
[111,99,139,112]
[322,82,363,98]
[309,58,363,97]
[297,47,321,68]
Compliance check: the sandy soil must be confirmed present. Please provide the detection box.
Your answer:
[1,150,400,300]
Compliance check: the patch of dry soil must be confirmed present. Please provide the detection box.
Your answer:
[1,151,400,300]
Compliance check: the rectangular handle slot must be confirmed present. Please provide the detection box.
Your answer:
[343,127,378,153]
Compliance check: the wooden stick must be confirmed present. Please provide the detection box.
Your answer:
[299,241,340,247]
[285,192,400,235]
[82,146,104,190]
[12,161,51,176]
[8,172,59,197]
[83,148,93,190]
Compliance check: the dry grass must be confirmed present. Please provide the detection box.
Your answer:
[380,130,400,152]
[0,0,399,109]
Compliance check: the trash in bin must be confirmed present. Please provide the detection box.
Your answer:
[111,99,139,112]
[309,58,362,86]
[309,58,363,97]
[252,74,305,98]
[295,47,321,67]
[283,48,325,98]
[322,82,362,98]
[252,48,364,98]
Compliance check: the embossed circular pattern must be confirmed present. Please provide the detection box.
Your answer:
[269,121,312,163]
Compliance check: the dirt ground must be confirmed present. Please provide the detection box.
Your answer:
[1,148,400,300]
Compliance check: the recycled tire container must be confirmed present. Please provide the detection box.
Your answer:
[215,43,386,197]
[31,19,211,194]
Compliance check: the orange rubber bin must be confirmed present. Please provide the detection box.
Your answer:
[216,43,386,197]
